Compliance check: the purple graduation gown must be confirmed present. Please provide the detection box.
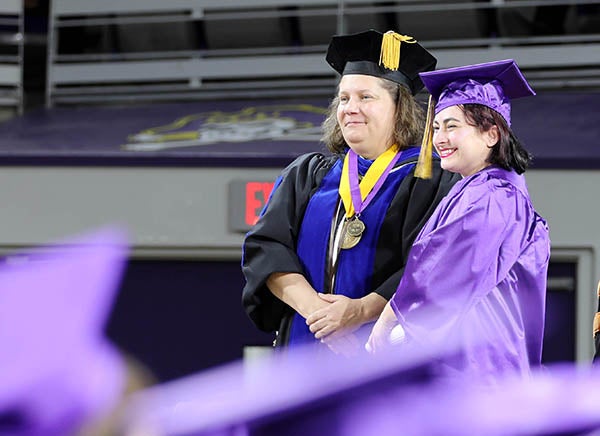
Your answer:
[390,165,550,383]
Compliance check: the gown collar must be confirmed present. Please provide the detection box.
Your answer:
[469,165,529,197]
[354,146,421,176]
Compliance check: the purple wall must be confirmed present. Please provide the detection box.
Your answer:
[0,92,597,168]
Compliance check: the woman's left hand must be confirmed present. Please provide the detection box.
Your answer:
[306,293,363,339]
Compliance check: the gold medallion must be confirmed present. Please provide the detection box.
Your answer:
[340,217,365,250]
[346,217,365,237]
[340,232,361,250]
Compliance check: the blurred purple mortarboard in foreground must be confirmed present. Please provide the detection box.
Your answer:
[123,316,600,436]
[126,347,600,436]
[0,227,129,436]
[123,332,464,436]
[342,363,600,436]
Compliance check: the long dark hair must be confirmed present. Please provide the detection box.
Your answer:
[461,104,532,174]
[321,78,424,155]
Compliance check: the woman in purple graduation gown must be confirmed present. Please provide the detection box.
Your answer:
[367,59,551,382]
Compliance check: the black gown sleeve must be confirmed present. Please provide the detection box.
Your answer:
[241,152,335,332]
[372,159,461,300]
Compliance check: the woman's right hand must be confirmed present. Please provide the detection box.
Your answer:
[365,303,398,354]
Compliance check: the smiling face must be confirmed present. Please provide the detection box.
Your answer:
[336,74,397,160]
[433,105,499,177]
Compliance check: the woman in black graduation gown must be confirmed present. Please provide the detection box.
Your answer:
[242,29,459,354]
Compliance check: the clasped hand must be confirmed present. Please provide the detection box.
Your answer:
[305,293,363,356]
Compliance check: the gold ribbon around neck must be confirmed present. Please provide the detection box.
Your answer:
[339,144,400,218]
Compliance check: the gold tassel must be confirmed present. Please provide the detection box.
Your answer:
[379,31,416,71]
[415,95,434,179]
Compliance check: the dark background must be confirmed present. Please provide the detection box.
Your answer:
[106,259,576,382]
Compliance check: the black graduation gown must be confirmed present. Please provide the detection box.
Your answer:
[242,150,460,346]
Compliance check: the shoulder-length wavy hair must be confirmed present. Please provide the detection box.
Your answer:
[461,104,532,174]
[321,78,424,155]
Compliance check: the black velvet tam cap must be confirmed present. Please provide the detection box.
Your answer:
[326,29,437,96]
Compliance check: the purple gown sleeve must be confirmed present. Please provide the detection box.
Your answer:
[390,176,547,355]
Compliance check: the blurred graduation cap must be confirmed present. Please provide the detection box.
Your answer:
[341,363,600,436]
[123,333,600,436]
[326,29,437,96]
[123,329,468,436]
[415,59,535,178]
[0,227,129,436]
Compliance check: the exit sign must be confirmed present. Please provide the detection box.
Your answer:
[229,180,275,232]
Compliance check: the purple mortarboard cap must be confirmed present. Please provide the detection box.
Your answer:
[342,364,600,436]
[123,328,473,436]
[419,59,535,126]
[127,357,600,436]
[0,227,129,436]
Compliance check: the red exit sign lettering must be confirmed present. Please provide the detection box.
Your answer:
[229,180,275,232]
[245,182,275,226]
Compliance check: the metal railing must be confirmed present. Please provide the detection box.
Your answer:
[46,0,600,105]
[0,0,24,113]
